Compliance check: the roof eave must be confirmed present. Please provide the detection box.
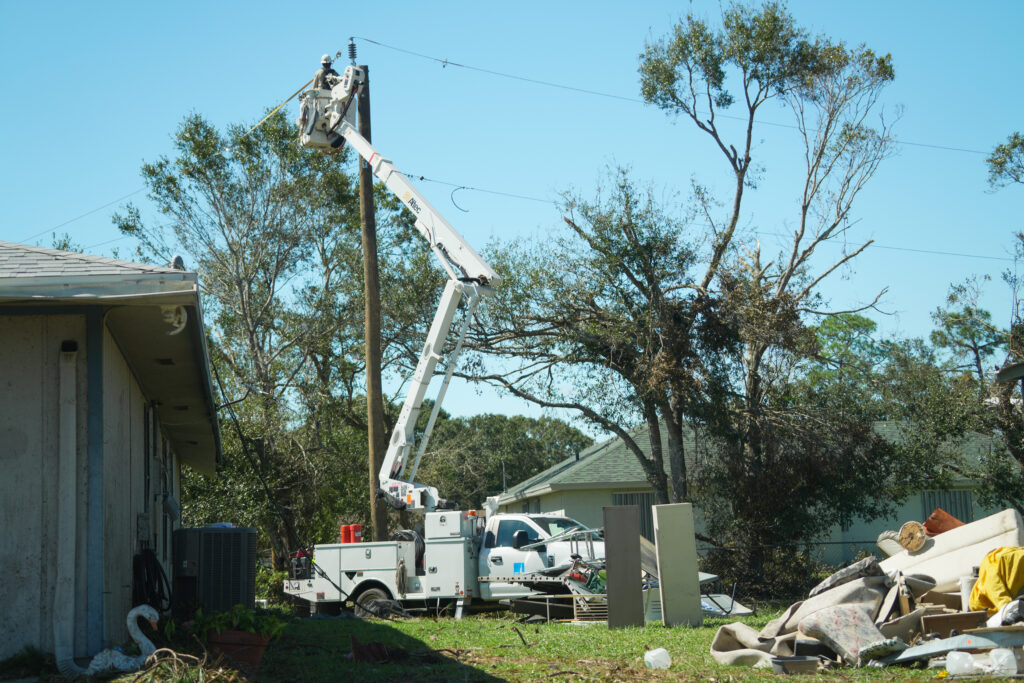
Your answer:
[0,272,198,302]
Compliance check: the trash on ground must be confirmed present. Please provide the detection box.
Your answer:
[770,655,820,675]
[710,508,1024,674]
[643,647,671,669]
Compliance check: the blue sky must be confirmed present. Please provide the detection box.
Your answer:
[3,1,1022,422]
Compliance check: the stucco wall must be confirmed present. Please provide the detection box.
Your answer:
[0,314,87,660]
[0,315,182,661]
[101,325,179,647]
[102,329,145,646]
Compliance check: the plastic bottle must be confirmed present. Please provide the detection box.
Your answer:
[990,648,1017,676]
[644,648,671,670]
[958,575,976,611]
[945,650,976,675]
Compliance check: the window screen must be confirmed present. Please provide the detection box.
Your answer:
[612,492,655,541]
[922,490,974,524]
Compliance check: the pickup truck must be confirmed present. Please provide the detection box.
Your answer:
[284,509,604,616]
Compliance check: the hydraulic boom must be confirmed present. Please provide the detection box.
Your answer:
[298,65,499,511]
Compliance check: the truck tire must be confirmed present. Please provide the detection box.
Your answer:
[354,586,391,618]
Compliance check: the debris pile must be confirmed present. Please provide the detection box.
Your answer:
[711,507,1024,674]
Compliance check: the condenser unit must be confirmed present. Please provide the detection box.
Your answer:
[172,527,257,616]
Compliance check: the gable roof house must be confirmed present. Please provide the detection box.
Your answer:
[496,421,1001,568]
[496,423,706,540]
[0,241,221,665]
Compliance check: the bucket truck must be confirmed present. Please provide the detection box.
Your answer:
[283,65,604,617]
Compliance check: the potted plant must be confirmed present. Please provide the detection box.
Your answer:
[190,604,286,669]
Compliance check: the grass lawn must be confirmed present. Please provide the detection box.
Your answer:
[1,607,941,682]
[248,607,937,682]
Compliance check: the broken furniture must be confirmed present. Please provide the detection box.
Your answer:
[879,508,1024,592]
[711,509,1024,672]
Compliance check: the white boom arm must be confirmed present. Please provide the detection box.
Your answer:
[298,66,498,511]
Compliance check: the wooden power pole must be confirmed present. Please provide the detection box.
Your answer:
[356,65,389,541]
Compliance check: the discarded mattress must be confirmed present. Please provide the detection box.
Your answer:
[879,508,1024,592]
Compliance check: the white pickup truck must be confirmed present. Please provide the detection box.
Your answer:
[285,509,604,615]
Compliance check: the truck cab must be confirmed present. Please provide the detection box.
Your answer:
[477,513,604,599]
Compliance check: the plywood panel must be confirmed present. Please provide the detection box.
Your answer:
[652,503,702,626]
[603,505,644,628]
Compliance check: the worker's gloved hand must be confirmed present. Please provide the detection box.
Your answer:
[986,598,1024,628]
[1003,599,1024,625]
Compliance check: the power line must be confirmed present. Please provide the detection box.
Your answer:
[19,187,146,245]
[352,36,989,155]
[865,242,1012,262]
[83,235,130,251]
[752,230,1014,263]
[23,39,999,266]
[353,37,641,104]
[395,173,1013,263]
[404,171,554,204]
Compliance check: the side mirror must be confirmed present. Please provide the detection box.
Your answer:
[513,530,530,549]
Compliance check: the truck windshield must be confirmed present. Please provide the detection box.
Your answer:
[531,517,585,537]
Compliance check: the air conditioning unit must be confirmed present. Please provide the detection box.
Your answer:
[172,527,257,616]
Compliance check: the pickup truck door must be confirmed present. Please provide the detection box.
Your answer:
[478,518,547,599]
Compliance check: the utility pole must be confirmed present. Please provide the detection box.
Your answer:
[356,62,389,542]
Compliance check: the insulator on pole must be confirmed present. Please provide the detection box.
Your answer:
[348,38,357,64]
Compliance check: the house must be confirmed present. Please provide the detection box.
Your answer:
[0,241,221,663]
[496,421,1001,567]
[495,423,705,540]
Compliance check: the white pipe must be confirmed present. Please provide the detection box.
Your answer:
[55,341,85,677]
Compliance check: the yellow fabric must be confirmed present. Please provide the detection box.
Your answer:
[969,546,1024,615]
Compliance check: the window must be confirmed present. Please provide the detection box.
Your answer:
[612,492,655,541]
[922,490,974,524]
[495,519,539,547]
[530,516,584,537]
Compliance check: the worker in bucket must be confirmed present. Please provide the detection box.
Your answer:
[313,54,340,89]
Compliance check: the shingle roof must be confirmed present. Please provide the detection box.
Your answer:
[499,423,705,502]
[499,419,1002,504]
[0,241,178,278]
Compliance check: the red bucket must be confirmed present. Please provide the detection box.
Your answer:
[350,524,362,543]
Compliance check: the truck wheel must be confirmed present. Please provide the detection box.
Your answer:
[354,587,390,618]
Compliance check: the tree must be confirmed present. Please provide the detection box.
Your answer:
[987,132,1024,188]
[640,2,905,566]
[416,414,593,509]
[464,170,732,505]
[464,2,900,536]
[929,278,1004,392]
[115,110,437,566]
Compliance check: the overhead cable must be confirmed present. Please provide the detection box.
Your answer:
[20,79,313,246]
[352,37,988,155]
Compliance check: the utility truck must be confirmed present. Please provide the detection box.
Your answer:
[285,61,603,616]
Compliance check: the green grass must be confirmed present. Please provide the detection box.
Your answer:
[249,608,938,682]
[1,608,941,682]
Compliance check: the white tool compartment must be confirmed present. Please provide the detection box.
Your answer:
[423,537,479,599]
[335,540,400,572]
[425,511,483,539]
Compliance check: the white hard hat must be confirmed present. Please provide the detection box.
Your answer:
[321,54,332,65]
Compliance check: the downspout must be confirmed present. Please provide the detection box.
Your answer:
[85,309,104,654]
[55,341,86,677]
